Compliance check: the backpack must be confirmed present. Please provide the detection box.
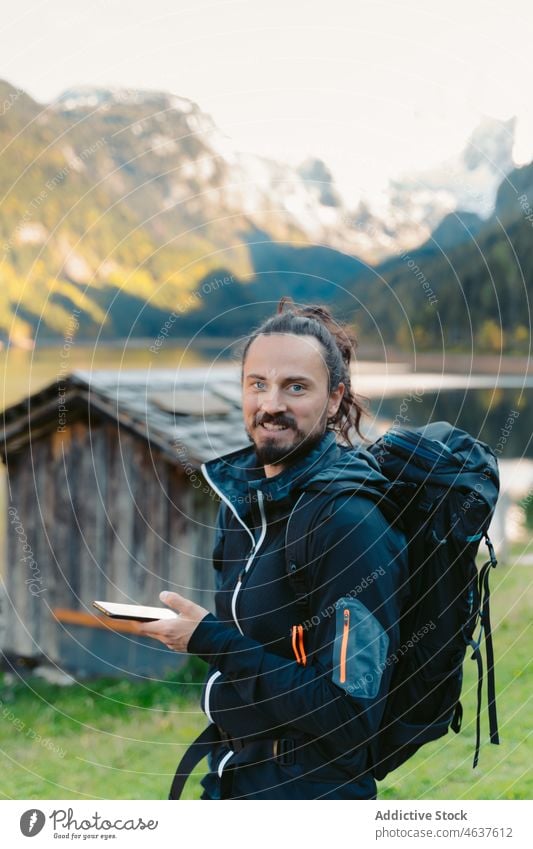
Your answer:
[284,421,500,779]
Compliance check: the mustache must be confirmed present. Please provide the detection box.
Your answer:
[256,413,295,428]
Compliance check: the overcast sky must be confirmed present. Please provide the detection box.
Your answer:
[2,0,533,200]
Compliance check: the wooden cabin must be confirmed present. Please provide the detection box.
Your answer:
[0,367,246,679]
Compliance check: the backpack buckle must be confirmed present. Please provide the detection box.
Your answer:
[273,738,295,765]
[484,533,498,567]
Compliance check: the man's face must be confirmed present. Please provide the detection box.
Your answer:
[242,333,344,477]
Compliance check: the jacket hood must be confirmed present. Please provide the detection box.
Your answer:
[201,430,392,524]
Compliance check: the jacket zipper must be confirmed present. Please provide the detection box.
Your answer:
[201,462,269,634]
[230,489,268,634]
[339,608,350,684]
[200,462,256,549]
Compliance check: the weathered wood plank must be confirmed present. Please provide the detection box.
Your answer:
[5,454,32,656]
[31,437,50,655]
[94,424,111,601]
[143,449,170,605]
[106,427,136,602]
[76,421,101,613]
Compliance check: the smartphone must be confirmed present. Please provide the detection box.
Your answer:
[93,600,178,622]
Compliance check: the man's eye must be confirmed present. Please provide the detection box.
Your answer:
[253,381,266,390]
[290,384,304,392]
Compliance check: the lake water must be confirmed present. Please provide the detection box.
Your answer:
[1,342,531,461]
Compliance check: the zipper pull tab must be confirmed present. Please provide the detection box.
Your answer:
[291,624,307,666]
[340,608,350,684]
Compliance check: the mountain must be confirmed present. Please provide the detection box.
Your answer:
[392,116,516,218]
[0,80,522,347]
[0,80,371,345]
[419,211,485,252]
[345,159,533,355]
[346,116,517,261]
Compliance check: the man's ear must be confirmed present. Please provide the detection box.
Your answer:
[328,382,345,418]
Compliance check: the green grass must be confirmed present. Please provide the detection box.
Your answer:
[0,656,209,800]
[1,547,531,800]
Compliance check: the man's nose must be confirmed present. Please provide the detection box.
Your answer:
[259,387,287,414]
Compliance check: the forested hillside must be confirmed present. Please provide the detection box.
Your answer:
[347,162,533,354]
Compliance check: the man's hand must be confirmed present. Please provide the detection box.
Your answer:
[133,591,209,653]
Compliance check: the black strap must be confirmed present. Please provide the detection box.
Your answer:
[459,533,498,769]
[285,485,399,620]
[466,636,484,769]
[450,700,463,734]
[217,734,372,782]
[480,534,500,746]
[285,490,333,621]
[287,559,311,617]
[230,736,296,767]
[168,723,221,800]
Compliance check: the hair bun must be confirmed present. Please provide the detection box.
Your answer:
[277,298,358,363]
[300,305,330,320]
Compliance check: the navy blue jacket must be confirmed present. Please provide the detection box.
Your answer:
[188,430,409,799]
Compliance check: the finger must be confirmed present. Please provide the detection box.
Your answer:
[159,590,193,614]
[135,621,165,638]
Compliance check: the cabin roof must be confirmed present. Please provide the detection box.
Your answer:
[1,367,248,467]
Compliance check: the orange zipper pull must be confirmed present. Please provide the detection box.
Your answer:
[298,624,307,666]
[339,608,350,683]
[291,625,302,664]
[291,625,307,665]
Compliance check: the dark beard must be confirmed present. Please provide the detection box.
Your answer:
[248,424,327,469]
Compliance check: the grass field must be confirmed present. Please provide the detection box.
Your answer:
[1,544,531,800]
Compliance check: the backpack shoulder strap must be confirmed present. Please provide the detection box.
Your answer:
[284,484,398,618]
[284,490,333,618]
